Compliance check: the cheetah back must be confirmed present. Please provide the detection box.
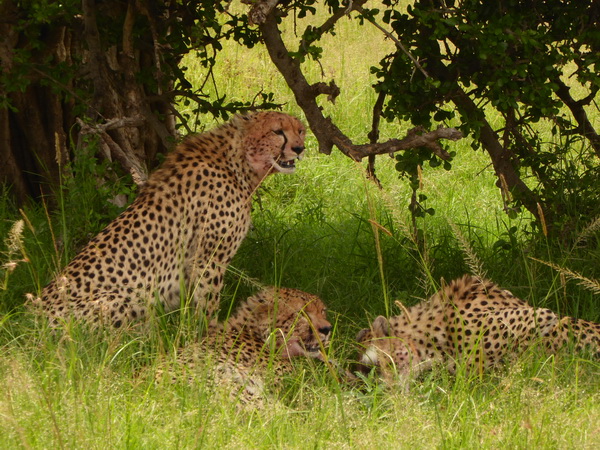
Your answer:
[356,275,599,379]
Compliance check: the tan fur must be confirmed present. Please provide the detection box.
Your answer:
[356,275,600,380]
[30,112,306,327]
[158,287,332,404]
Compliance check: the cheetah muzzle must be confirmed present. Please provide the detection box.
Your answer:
[272,137,304,173]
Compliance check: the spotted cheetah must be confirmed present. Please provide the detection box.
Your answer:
[30,111,306,327]
[356,275,600,380]
[158,287,332,405]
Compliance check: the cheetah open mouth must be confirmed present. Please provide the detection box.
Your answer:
[303,343,322,354]
[271,155,301,174]
[282,339,326,359]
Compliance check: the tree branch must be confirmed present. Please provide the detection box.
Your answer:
[355,5,429,79]
[348,126,462,160]
[77,116,147,184]
[367,90,387,185]
[554,78,600,158]
[258,9,462,160]
[243,0,281,26]
[298,0,368,58]
[78,116,145,135]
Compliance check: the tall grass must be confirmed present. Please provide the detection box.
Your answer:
[1,6,599,449]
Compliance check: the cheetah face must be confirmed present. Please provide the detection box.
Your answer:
[275,290,332,359]
[355,316,413,375]
[262,288,331,359]
[236,111,306,179]
[232,287,332,359]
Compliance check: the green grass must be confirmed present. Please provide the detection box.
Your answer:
[1,7,600,449]
[1,319,599,448]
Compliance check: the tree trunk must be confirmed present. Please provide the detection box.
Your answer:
[0,0,177,203]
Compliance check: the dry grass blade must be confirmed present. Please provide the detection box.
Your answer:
[449,221,486,280]
[367,219,393,237]
[2,220,29,289]
[4,220,25,255]
[573,216,600,249]
[530,256,600,296]
[394,300,413,323]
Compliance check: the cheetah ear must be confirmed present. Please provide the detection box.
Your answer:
[372,316,391,337]
[356,328,369,342]
[245,287,272,310]
[232,111,258,129]
[231,114,248,130]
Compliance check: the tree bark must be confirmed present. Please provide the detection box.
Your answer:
[0,0,177,203]
[554,79,600,158]
[451,90,544,223]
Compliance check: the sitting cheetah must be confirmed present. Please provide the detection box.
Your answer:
[356,275,600,381]
[30,111,306,327]
[158,287,332,405]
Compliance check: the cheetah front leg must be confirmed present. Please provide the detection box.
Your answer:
[185,259,226,324]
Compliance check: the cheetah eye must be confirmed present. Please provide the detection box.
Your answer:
[273,129,285,136]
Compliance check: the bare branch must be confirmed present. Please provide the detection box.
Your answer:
[77,117,148,184]
[368,90,386,145]
[366,90,387,185]
[338,126,462,161]
[554,78,600,158]
[355,5,429,79]
[78,116,145,135]
[258,10,462,160]
[310,81,340,104]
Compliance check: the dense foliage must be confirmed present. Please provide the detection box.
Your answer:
[1,0,599,239]
[0,0,273,201]
[261,0,599,237]
[367,0,599,236]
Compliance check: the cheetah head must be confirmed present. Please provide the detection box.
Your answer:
[229,287,332,359]
[235,111,306,179]
[355,316,416,377]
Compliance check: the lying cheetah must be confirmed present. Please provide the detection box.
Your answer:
[356,275,600,380]
[158,287,332,405]
[30,111,306,327]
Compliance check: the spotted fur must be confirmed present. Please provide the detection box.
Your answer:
[158,287,332,404]
[356,275,600,380]
[30,111,306,327]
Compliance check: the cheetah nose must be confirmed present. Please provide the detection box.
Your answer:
[291,146,305,155]
[319,325,332,336]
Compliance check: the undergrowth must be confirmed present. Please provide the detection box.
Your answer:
[1,7,599,449]
[1,136,599,447]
